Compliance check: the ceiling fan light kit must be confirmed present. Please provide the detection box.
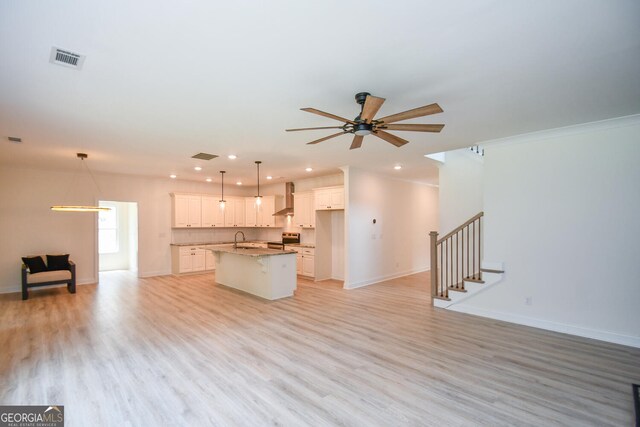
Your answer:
[287,92,445,150]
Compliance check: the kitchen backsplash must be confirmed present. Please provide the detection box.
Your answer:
[171,228,260,244]
[172,227,315,245]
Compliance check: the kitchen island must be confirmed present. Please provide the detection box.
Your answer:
[204,245,297,300]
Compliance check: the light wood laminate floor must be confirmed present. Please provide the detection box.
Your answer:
[1,271,639,426]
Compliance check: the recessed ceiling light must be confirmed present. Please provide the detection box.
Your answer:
[305,167,313,172]
[266,176,273,180]
[236,181,242,185]
[169,174,177,179]
[394,165,402,170]
[194,166,202,171]
[228,154,237,159]
[206,178,212,182]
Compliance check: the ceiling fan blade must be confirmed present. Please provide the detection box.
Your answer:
[306,131,348,145]
[350,135,364,150]
[360,95,385,123]
[380,123,445,132]
[286,126,345,132]
[373,130,409,147]
[376,103,443,124]
[301,108,356,124]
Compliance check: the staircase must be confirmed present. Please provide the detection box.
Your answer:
[429,212,504,308]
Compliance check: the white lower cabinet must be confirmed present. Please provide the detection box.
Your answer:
[302,248,315,277]
[172,246,212,274]
[286,246,315,278]
[296,253,303,275]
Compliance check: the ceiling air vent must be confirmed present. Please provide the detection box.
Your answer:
[8,136,22,143]
[49,47,85,70]
[191,153,218,160]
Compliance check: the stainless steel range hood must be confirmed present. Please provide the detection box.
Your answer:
[273,182,294,216]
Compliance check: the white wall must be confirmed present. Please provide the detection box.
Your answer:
[450,116,640,347]
[344,167,439,289]
[438,149,484,234]
[331,210,345,280]
[0,166,252,293]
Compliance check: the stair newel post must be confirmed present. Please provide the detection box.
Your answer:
[429,231,439,299]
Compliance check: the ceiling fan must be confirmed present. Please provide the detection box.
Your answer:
[286,92,444,149]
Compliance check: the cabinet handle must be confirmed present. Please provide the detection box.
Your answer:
[327,206,331,209]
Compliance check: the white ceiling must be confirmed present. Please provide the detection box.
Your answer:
[1,1,639,186]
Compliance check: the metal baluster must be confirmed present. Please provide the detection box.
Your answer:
[472,221,476,279]
[466,225,470,280]
[444,240,448,295]
[455,232,458,289]
[478,216,482,280]
[440,242,443,297]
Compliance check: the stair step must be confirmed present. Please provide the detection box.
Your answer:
[481,268,505,274]
[448,284,467,293]
[432,295,451,302]
[464,276,485,284]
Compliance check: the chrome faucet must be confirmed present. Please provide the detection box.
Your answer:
[234,231,246,249]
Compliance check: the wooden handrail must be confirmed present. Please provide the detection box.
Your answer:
[437,211,484,245]
[430,211,484,302]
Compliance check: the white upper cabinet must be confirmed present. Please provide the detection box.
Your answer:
[245,198,258,227]
[314,186,344,210]
[245,195,281,227]
[201,196,215,227]
[293,191,315,228]
[258,196,276,227]
[171,194,202,228]
[224,197,246,227]
[172,193,282,228]
[202,196,226,227]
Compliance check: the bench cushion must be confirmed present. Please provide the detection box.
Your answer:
[22,256,48,274]
[27,270,72,284]
[47,254,70,271]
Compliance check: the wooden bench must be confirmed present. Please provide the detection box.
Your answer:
[21,259,76,300]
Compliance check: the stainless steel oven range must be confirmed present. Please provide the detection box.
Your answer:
[267,232,300,250]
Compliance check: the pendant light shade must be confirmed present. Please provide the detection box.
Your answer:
[219,171,226,209]
[255,161,262,206]
[51,153,110,212]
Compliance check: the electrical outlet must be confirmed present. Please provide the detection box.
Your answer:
[525,296,532,306]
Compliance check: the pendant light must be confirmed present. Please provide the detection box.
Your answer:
[255,161,262,206]
[219,171,226,209]
[51,153,110,212]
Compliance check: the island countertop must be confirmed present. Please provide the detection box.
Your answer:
[170,240,268,247]
[202,245,296,257]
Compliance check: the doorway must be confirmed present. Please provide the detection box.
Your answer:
[98,201,138,274]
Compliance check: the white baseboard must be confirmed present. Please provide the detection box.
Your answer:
[344,267,429,290]
[449,304,640,348]
[138,270,171,278]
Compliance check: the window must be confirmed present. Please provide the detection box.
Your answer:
[99,203,118,254]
